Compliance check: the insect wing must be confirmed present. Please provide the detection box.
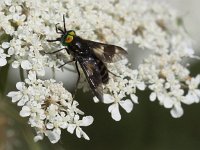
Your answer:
[79,57,103,101]
[86,40,128,63]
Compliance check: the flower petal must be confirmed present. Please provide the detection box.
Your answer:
[93,96,100,103]
[170,104,183,118]
[80,116,94,126]
[28,71,36,81]
[150,92,156,101]
[182,93,195,105]
[108,103,121,121]
[17,95,29,106]
[16,82,25,91]
[8,47,15,55]
[130,94,138,103]
[12,61,20,68]
[7,91,22,103]
[103,94,114,104]
[21,60,32,70]
[82,131,90,140]
[119,99,133,113]
[46,129,61,144]
[34,133,44,142]
[46,123,54,129]
[20,106,31,117]
[76,127,81,138]
[2,42,10,49]
[7,91,18,98]
[163,97,173,108]
[67,124,76,134]
[76,127,90,140]
[137,82,146,90]
[0,58,7,66]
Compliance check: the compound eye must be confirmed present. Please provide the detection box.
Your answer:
[65,35,73,43]
[68,31,75,36]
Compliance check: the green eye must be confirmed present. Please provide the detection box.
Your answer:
[68,31,75,36]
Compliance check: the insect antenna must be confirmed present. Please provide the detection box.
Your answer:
[63,15,67,33]
[47,37,61,42]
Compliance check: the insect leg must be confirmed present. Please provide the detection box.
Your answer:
[65,48,70,55]
[44,48,66,54]
[73,60,80,98]
[108,70,120,77]
[58,58,75,68]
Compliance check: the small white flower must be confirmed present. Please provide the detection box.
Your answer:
[150,92,157,102]
[20,106,31,117]
[67,115,93,140]
[46,128,61,144]
[12,13,26,25]
[0,48,8,66]
[12,61,20,68]
[104,94,133,121]
[184,75,200,104]
[170,103,184,118]
[2,42,10,49]
[7,82,29,106]
[34,133,44,142]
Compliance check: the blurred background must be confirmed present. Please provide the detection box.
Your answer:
[167,0,200,51]
[0,0,200,150]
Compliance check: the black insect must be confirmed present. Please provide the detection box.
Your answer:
[47,15,127,101]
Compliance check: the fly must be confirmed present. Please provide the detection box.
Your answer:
[47,15,127,101]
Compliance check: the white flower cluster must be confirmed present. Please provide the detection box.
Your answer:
[7,71,93,143]
[139,53,200,118]
[130,2,200,118]
[0,46,9,66]
[102,60,145,121]
[0,0,199,143]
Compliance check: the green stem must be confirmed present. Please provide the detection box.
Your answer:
[52,67,56,79]
[22,127,42,150]
[0,97,42,150]
[0,64,10,95]
[0,100,25,124]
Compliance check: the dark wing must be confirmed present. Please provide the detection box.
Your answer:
[78,57,103,101]
[85,40,128,63]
